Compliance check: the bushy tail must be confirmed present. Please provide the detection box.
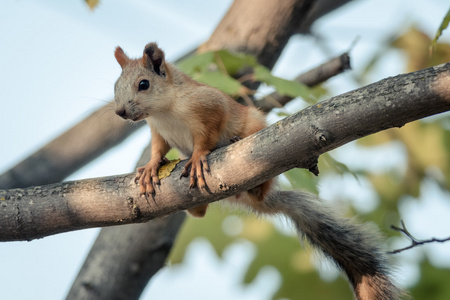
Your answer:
[261,190,403,300]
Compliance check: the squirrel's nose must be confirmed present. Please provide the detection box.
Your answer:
[115,106,127,119]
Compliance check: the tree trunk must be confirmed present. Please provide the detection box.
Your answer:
[65,214,185,300]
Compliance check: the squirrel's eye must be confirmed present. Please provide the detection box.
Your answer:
[138,80,150,91]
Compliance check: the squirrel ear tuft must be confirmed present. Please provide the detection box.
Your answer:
[114,46,130,69]
[143,43,166,77]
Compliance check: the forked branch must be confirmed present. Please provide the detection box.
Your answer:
[389,220,450,254]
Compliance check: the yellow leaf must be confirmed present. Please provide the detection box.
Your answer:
[158,159,181,179]
[85,0,99,10]
[392,27,450,72]
[395,122,448,170]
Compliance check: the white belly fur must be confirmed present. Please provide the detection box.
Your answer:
[147,114,194,156]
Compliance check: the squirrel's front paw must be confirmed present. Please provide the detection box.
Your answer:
[180,151,210,191]
[136,158,167,197]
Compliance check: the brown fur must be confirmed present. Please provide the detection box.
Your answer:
[114,43,271,216]
[113,43,401,298]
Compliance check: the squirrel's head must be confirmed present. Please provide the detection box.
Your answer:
[113,43,173,121]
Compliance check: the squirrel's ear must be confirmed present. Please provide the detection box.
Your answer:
[114,46,130,69]
[143,43,167,77]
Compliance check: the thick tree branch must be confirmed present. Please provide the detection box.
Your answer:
[1,63,449,242]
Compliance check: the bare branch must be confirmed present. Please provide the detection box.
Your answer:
[257,52,350,112]
[1,63,449,242]
[389,220,450,254]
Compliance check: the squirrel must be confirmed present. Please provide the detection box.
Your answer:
[113,43,402,300]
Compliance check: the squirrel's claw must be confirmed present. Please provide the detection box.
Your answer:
[135,159,164,205]
[229,135,242,143]
[181,161,191,179]
[182,152,209,192]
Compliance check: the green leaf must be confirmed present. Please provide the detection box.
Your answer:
[194,71,243,96]
[214,50,258,75]
[431,8,450,48]
[321,153,355,177]
[178,50,314,101]
[178,51,247,96]
[283,168,319,194]
[254,65,313,102]
[177,52,215,75]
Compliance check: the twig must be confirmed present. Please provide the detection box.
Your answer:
[389,220,450,254]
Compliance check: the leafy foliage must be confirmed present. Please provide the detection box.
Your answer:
[177,50,313,101]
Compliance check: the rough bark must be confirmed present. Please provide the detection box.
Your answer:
[2,63,449,242]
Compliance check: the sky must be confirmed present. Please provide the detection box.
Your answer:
[0,0,449,299]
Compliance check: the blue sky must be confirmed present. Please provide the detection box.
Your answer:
[0,0,449,299]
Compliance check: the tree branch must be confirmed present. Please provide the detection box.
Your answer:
[257,52,350,112]
[1,63,449,242]
[389,220,450,254]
